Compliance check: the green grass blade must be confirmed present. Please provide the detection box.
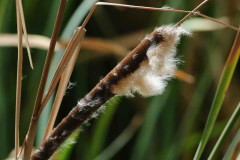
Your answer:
[130,85,173,160]
[0,0,9,30]
[95,113,143,160]
[52,129,80,160]
[164,65,212,160]
[0,0,14,158]
[36,97,54,145]
[86,97,120,160]
[157,87,181,160]
[223,129,240,160]
[193,30,240,160]
[183,121,227,153]
[208,102,240,160]
[43,0,61,36]
[61,0,98,39]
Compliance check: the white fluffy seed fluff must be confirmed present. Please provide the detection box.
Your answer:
[112,25,190,97]
[77,98,102,112]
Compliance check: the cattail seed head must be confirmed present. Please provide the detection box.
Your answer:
[112,25,190,96]
[32,25,190,160]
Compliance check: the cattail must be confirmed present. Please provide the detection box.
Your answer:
[31,25,189,160]
[112,25,189,96]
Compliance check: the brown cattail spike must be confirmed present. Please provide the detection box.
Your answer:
[31,25,188,160]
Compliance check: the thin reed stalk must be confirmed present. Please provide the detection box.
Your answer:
[17,0,33,69]
[95,2,238,31]
[15,0,23,159]
[43,38,84,142]
[38,27,86,116]
[23,0,67,159]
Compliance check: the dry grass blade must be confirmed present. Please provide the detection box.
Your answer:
[0,34,127,54]
[39,27,86,117]
[62,37,128,56]
[175,0,208,26]
[17,0,33,69]
[114,30,147,48]
[96,1,199,14]
[95,2,238,31]
[43,36,84,142]
[196,13,238,31]
[23,0,67,159]
[0,34,63,50]
[95,114,143,160]
[175,69,195,84]
[15,0,23,159]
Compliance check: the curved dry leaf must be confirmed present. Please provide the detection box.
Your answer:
[0,34,127,55]
[17,0,33,69]
[0,34,63,51]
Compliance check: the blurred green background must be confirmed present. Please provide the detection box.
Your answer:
[0,0,239,159]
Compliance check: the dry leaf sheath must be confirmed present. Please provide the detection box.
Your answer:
[31,25,188,160]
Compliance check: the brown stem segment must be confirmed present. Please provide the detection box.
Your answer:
[31,29,164,160]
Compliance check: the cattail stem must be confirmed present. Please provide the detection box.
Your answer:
[31,28,164,160]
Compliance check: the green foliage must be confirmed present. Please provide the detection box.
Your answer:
[194,32,240,160]
[52,129,80,160]
[86,96,120,160]
[208,102,240,159]
[0,0,239,160]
